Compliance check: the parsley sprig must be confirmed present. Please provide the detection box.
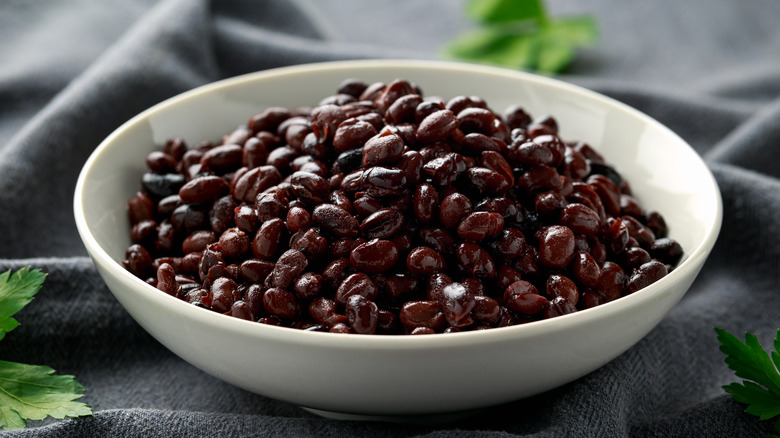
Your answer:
[444,0,598,74]
[716,327,780,437]
[0,267,92,430]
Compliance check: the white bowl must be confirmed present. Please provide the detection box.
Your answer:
[74,60,722,419]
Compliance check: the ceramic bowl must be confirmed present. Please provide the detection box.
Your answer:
[74,59,722,419]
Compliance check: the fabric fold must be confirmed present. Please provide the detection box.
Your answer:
[0,0,217,259]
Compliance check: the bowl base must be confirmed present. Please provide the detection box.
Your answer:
[301,406,484,424]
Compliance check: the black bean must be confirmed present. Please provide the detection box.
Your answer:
[649,238,684,266]
[142,172,185,199]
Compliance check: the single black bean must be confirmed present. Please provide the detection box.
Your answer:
[335,272,379,305]
[251,218,286,260]
[233,165,282,203]
[179,175,229,204]
[361,166,407,197]
[312,204,359,237]
[142,172,185,199]
[649,238,684,266]
[406,246,447,275]
[263,287,297,319]
[268,249,308,289]
[626,260,668,293]
[363,132,405,168]
[417,109,457,144]
[346,295,379,334]
[361,208,404,240]
[350,239,399,274]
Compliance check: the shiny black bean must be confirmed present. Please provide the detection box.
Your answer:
[233,165,282,203]
[219,228,250,258]
[337,78,368,98]
[417,109,457,144]
[440,282,476,327]
[290,228,328,261]
[333,118,377,153]
[361,208,404,240]
[439,192,472,229]
[290,171,330,205]
[626,260,668,293]
[422,152,466,186]
[248,106,292,133]
[263,287,297,319]
[239,259,275,284]
[503,105,532,130]
[142,172,185,199]
[350,239,399,274]
[146,151,177,174]
[182,230,217,254]
[503,281,547,315]
[171,203,207,234]
[346,295,379,334]
[649,238,684,266]
[536,225,575,269]
[413,183,438,224]
[335,272,379,305]
[252,218,285,260]
[123,244,153,278]
[406,246,447,275]
[418,227,457,255]
[335,148,364,174]
[201,144,242,173]
[294,272,326,300]
[361,166,407,197]
[312,204,359,237]
[399,300,446,331]
[374,78,416,113]
[456,242,496,280]
[267,249,308,289]
[362,132,405,168]
[208,277,240,313]
[179,176,229,204]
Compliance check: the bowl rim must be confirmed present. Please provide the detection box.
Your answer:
[73,58,723,349]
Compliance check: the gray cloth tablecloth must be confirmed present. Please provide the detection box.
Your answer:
[1,0,779,436]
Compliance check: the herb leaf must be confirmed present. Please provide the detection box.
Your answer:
[535,16,598,73]
[445,0,597,74]
[0,267,46,341]
[0,267,92,429]
[466,0,547,24]
[717,328,780,395]
[716,327,780,431]
[724,381,780,420]
[0,361,92,430]
[445,25,540,71]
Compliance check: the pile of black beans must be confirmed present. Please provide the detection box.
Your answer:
[123,78,684,335]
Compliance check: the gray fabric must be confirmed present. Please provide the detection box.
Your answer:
[1,0,779,436]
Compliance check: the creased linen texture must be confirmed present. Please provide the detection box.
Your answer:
[1,0,779,436]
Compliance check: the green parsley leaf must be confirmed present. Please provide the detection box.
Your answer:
[724,381,780,420]
[0,267,93,429]
[716,327,780,432]
[444,0,598,74]
[445,24,541,71]
[535,16,598,73]
[717,328,780,395]
[0,361,92,430]
[0,267,46,341]
[466,0,548,24]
